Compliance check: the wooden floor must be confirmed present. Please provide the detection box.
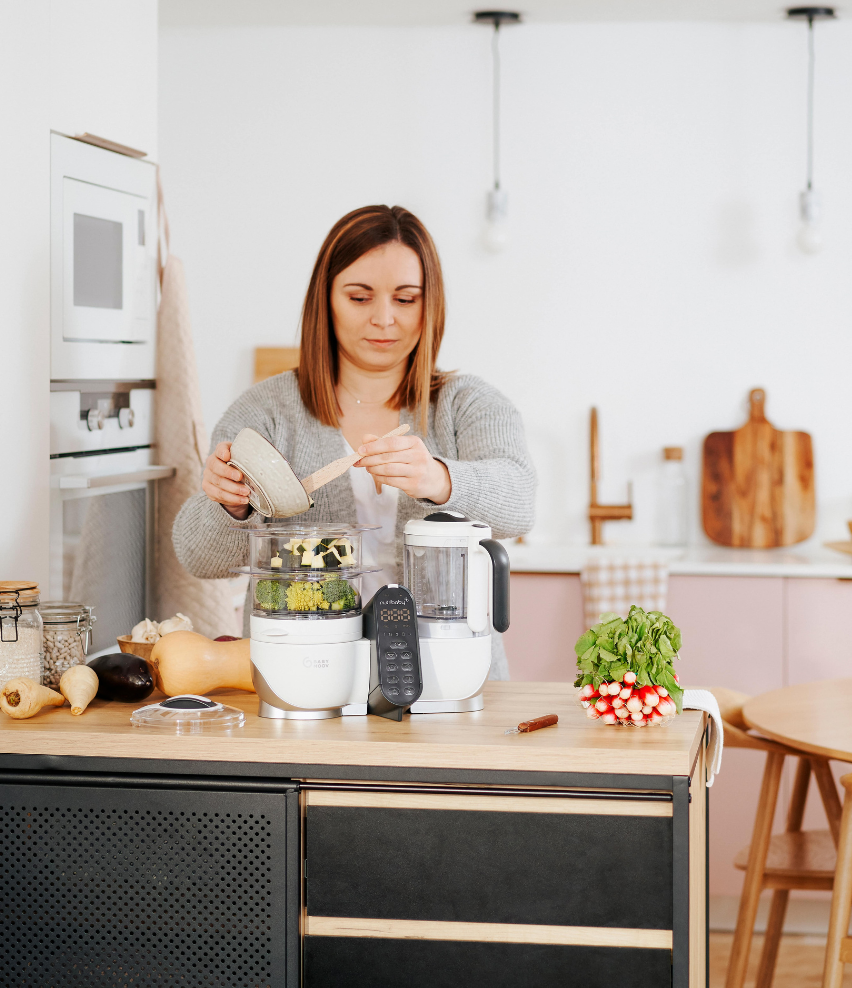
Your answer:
[710,933,852,987]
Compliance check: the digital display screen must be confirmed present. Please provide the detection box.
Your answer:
[380,607,411,624]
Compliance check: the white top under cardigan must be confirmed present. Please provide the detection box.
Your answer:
[343,438,400,606]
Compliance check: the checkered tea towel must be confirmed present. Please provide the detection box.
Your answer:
[580,556,668,629]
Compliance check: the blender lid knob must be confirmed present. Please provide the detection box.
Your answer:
[423,511,470,523]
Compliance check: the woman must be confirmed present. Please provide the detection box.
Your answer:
[173,205,535,679]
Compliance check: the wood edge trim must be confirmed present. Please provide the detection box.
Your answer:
[304,916,673,950]
[839,937,852,963]
[304,790,672,817]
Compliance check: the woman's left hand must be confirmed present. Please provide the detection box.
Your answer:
[355,433,452,504]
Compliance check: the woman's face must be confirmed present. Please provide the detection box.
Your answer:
[330,242,423,373]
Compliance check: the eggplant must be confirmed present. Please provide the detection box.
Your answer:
[88,652,154,702]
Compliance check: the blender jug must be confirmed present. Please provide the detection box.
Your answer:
[403,512,510,712]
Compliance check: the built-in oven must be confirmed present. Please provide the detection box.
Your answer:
[50,135,170,653]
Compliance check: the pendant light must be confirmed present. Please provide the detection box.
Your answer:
[474,10,521,252]
[786,7,835,254]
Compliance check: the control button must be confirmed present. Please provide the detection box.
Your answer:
[403,687,415,696]
[402,675,414,684]
[391,640,406,649]
[400,652,412,661]
[386,675,399,684]
[387,687,400,697]
[385,651,396,660]
[386,663,397,672]
[401,662,413,672]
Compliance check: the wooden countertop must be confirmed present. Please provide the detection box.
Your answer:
[0,683,704,777]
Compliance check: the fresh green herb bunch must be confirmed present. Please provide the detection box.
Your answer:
[574,605,684,713]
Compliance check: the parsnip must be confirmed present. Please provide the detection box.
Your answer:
[0,678,65,719]
[59,664,99,715]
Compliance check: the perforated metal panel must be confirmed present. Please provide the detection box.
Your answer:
[0,781,294,987]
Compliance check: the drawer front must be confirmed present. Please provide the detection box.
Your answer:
[304,935,672,988]
[0,781,297,988]
[307,798,673,930]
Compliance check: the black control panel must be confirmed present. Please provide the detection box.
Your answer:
[363,586,423,721]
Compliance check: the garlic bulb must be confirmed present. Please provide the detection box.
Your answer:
[157,612,194,636]
[130,618,160,644]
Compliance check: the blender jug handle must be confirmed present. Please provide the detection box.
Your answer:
[479,539,510,633]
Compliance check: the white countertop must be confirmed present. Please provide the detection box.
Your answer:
[506,542,852,579]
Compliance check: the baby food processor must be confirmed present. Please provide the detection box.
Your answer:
[244,525,375,719]
[403,512,510,713]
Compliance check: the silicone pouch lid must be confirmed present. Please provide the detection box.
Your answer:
[130,695,245,733]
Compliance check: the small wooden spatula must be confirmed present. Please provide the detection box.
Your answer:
[300,424,409,494]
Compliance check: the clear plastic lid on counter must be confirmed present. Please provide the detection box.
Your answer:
[131,695,245,733]
[234,525,378,619]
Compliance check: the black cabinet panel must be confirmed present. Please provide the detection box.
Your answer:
[0,782,296,988]
[305,936,671,988]
[307,806,672,929]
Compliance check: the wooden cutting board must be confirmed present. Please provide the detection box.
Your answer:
[702,389,814,547]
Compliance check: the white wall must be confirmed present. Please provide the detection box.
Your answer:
[0,1,158,590]
[159,20,852,546]
[50,0,159,158]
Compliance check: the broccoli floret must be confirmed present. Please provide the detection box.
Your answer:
[255,580,284,611]
[322,579,357,610]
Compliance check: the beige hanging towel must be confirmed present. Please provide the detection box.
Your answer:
[154,184,239,639]
[580,556,668,630]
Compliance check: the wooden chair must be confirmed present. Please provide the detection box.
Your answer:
[822,773,852,988]
[708,688,843,988]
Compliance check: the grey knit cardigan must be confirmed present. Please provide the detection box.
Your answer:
[172,371,536,680]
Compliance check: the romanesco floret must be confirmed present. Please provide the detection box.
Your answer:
[284,581,326,611]
[255,580,285,611]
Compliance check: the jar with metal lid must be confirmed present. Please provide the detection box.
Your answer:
[40,602,95,689]
[0,582,44,686]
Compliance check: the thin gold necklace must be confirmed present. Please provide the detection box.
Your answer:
[338,381,397,406]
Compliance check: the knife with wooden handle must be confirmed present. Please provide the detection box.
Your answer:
[300,424,410,495]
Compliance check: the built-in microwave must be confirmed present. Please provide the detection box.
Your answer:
[50,133,158,381]
[49,135,167,650]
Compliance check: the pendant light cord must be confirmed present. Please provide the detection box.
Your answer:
[492,24,501,192]
[806,16,815,190]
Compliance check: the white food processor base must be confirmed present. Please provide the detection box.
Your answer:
[412,634,492,712]
[410,694,485,714]
[251,636,370,720]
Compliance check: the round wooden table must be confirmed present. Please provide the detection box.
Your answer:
[746,679,852,988]
[743,678,852,763]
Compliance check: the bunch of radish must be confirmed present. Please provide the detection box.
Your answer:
[578,670,679,727]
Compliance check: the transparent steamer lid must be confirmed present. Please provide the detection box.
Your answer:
[131,695,245,733]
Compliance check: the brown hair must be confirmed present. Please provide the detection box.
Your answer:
[297,205,448,432]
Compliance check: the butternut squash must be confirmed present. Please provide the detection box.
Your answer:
[150,631,254,696]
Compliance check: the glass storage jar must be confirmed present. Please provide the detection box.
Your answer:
[0,582,44,685]
[40,602,95,689]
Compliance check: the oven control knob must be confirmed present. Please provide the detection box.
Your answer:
[118,407,135,429]
[86,408,105,431]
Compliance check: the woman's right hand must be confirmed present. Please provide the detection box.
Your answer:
[202,441,252,520]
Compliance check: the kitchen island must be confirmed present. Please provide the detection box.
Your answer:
[0,682,708,988]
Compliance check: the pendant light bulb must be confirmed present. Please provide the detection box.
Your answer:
[475,11,520,254]
[484,189,508,252]
[797,188,822,254]
[786,7,835,254]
